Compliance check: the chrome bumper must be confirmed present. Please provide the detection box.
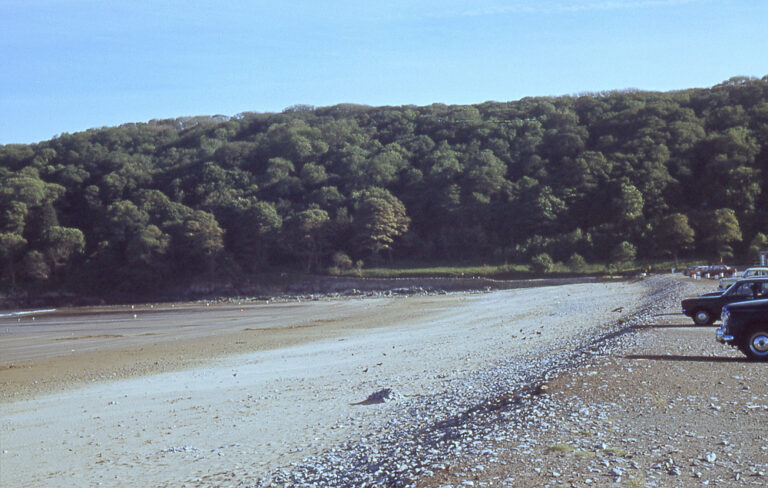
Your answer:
[716,328,734,343]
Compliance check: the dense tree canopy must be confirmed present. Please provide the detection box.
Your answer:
[2,76,768,296]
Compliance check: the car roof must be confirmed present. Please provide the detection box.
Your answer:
[732,277,768,283]
[724,297,768,309]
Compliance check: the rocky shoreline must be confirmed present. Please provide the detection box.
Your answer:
[421,276,768,487]
[0,274,612,310]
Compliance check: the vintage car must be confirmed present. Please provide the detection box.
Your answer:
[719,267,768,289]
[716,298,768,360]
[682,264,735,278]
[681,277,768,325]
[682,265,708,277]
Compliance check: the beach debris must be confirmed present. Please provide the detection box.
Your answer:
[354,388,402,405]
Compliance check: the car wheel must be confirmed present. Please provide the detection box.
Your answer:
[693,309,714,325]
[742,327,768,361]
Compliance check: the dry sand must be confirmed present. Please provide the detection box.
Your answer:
[0,281,649,487]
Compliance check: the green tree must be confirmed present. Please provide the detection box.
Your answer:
[225,200,282,271]
[287,208,331,272]
[610,241,637,269]
[0,232,27,287]
[463,149,506,201]
[2,201,28,234]
[44,226,85,269]
[353,188,410,261]
[104,200,149,242]
[328,251,353,275]
[180,210,225,259]
[125,224,170,266]
[299,162,328,187]
[426,141,462,182]
[615,182,644,221]
[22,250,50,283]
[364,145,406,187]
[655,213,695,265]
[567,253,588,272]
[748,233,768,263]
[531,252,554,273]
[0,173,49,208]
[704,208,742,262]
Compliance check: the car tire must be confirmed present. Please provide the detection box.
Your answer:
[693,309,714,326]
[741,327,768,361]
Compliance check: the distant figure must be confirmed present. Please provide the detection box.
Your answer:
[751,282,762,299]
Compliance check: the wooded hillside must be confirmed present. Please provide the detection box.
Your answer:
[2,76,768,296]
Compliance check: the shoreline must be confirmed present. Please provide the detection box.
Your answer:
[0,276,624,402]
[0,275,714,487]
[246,275,686,487]
[0,274,619,310]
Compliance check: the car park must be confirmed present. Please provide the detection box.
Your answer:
[681,277,768,325]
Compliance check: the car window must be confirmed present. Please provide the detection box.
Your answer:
[730,281,766,298]
[745,269,768,277]
[730,283,754,297]
[730,282,768,298]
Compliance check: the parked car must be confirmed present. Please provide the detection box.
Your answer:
[682,264,735,278]
[719,267,768,289]
[681,277,768,325]
[682,265,706,277]
[707,264,736,276]
[716,298,768,360]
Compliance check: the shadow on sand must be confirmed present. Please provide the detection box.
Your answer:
[623,354,748,363]
[629,323,711,329]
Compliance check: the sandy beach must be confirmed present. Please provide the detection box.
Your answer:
[1,280,651,487]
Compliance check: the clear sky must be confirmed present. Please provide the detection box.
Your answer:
[1,0,766,144]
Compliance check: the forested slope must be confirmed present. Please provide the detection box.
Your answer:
[2,76,768,296]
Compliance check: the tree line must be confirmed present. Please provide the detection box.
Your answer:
[2,76,768,296]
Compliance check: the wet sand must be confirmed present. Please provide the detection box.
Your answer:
[0,298,449,400]
[1,281,649,487]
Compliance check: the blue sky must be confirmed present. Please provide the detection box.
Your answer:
[1,0,766,144]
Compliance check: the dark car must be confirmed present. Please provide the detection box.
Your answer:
[716,298,768,360]
[681,278,768,325]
